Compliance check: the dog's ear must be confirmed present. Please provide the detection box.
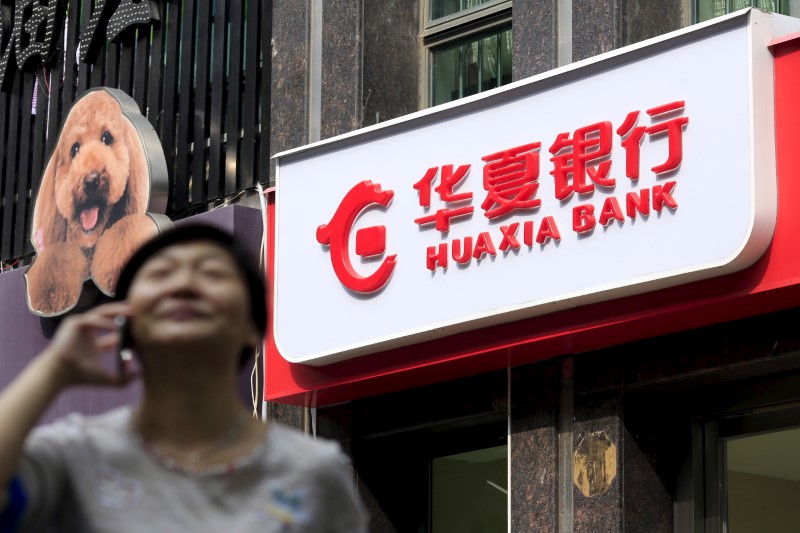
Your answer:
[31,154,67,250]
[122,117,150,215]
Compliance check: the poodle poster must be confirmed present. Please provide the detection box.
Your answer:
[25,87,171,316]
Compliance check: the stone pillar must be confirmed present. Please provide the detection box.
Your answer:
[619,0,686,46]
[271,0,311,155]
[267,0,312,428]
[571,390,623,532]
[573,0,685,62]
[510,359,560,532]
[512,348,677,532]
[569,348,677,533]
[321,0,365,138]
[363,0,420,126]
[572,0,618,61]
[512,0,559,80]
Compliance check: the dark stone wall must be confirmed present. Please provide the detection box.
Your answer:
[267,0,369,428]
[512,0,558,80]
[573,0,620,61]
[266,401,307,429]
[321,0,364,138]
[622,396,683,533]
[571,391,623,532]
[513,0,684,80]
[270,0,310,155]
[267,0,312,429]
[510,360,559,532]
[269,0,686,148]
[363,0,420,126]
[271,0,421,142]
[572,0,685,62]
[620,0,685,46]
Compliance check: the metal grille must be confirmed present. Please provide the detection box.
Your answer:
[0,0,272,264]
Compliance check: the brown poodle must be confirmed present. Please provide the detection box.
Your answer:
[26,89,161,316]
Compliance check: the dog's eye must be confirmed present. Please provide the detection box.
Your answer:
[70,142,80,159]
[101,131,114,146]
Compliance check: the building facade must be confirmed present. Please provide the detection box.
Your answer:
[0,1,799,532]
[266,2,800,532]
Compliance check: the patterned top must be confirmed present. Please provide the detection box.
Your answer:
[10,407,368,532]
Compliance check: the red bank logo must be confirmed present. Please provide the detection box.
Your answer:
[316,181,397,293]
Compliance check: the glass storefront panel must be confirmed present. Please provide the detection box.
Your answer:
[726,427,800,532]
[432,445,508,533]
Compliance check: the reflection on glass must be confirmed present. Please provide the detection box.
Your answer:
[431,445,507,533]
[430,0,496,20]
[695,0,791,22]
[431,27,512,106]
[726,427,800,533]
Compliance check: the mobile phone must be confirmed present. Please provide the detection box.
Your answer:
[114,315,134,378]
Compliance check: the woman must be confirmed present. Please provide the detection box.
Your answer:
[0,224,368,531]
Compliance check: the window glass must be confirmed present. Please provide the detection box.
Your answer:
[431,445,508,533]
[696,0,796,22]
[725,427,800,532]
[431,26,512,106]
[430,0,497,21]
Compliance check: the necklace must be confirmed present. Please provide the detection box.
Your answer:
[136,412,249,471]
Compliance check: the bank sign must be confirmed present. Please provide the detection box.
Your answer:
[275,9,784,366]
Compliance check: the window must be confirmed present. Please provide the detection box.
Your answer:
[430,27,512,106]
[697,402,800,532]
[430,0,497,20]
[726,428,800,532]
[432,444,507,532]
[423,0,512,107]
[695,0,799,22]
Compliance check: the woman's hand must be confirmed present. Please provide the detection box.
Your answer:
[42,302,140,388]
[0,302,140,488]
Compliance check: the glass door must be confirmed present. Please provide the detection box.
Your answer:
[431,444,508,532]
[725,427,800,532]
[711,403,800,533]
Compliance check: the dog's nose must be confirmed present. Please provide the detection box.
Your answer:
[83,173,100,194]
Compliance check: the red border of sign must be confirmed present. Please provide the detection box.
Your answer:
[264,37,800,406]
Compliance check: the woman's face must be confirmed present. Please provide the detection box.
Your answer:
[126,240,259,358]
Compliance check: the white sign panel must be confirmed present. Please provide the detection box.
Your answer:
[275,10,789,365]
